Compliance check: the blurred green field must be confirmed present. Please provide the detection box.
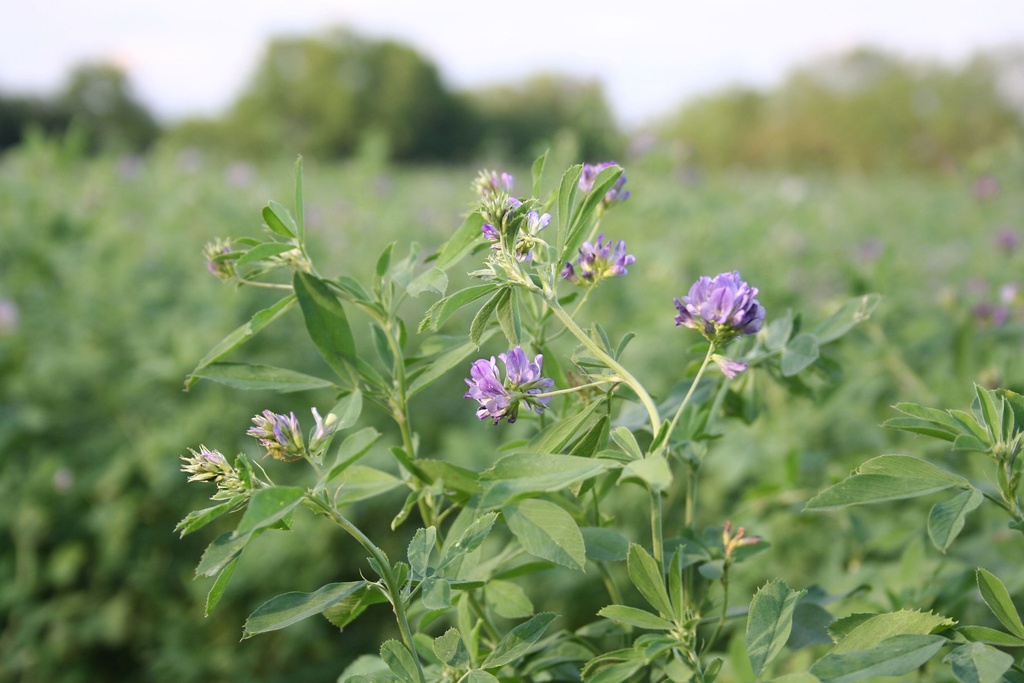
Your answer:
[2,134,1023,682]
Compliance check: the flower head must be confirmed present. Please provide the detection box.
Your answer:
[579,161,630,207]
[464,345,554,424]
[472,169,514,200]
[180,446,248,498]
[514,211,551,263]
[248,410,305,461]
[309,407,339,454]
[203,239,236,280]
[674,271,765,345]
[562,235,635,285]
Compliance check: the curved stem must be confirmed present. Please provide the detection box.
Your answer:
[316,499,424,682]
[543,297,661,434]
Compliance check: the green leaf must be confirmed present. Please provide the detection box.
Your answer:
[175,495,246,537]
[435,211,485,272]
[977,568,1024,639]
[235,241,298,266]
[928,488,983,552]
[464,671,500,683]
[805,455,969,510]
[975,385,1001,442]
[529,400,604,455]
[891,402,965,437]
[185,294,296,388]
[627,544,672,617]
[620,454,673,492]
[746,580,807,677]
[433,628,470,668]
[331,467,402,506]
[322,427,381,483]
[420,577,452,610]
[205,556,238,616]
[481,612,556,668]
[831,609,955,652]
[192,362,336,393]
[957,625,1024,647]
[196,487,305,577]
[563,166,623,257]
[504,499,587,571]
[598,605,674,631]
[764,310,794,352]
[470,287,505,348]
[610,426,644,460]
[323,584,388,630]
[531,150,547,198]
[485,579,534,619]
[953,434,991,454]
[495,286,522,346]
[781,333,820,377]
[437,511,498,571]
[420,284,500,332]
[944,642,1014,683]
[294,271,358,383]
[810,634,945,683]
[262,201,297,238]
[556,165,583,256]
[812,294,880,344]
[408,337,492,398]
[479,452,617,509]
[375,243,394,281]
[380,640,422,683]
[581,527,629,562]
[406,267,448,298]
[327,389,364,432]
[407,527,436,579]
[243,581,366,638]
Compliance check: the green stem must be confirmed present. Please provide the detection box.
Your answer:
[543,297,661,434]
[665,345,717,448]
[703,567,730,654]
[651,488,665,569]
[317,499,424,682]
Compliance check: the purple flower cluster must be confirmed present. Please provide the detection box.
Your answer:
[579,161,630,206]
[674,271,765,344]
[562,235,635,284]
[464,346,555,424]
[248,410,305,461]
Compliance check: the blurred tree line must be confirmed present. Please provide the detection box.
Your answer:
[2,28,1023,169]
[662,46,1024,171]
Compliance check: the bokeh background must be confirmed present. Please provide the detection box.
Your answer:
[2,2,1024,681]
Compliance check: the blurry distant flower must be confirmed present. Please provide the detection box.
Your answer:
[225,162,255,188]
[0,298,19,334]
[579,161,630,207]
[674,271,765,345]
[249,410,305,461]
[472,169,514,200]
[52,467,74,493]
[995,226,1021,254]
[117,155,144,180]
[856,239,883,265]
[562,235,635,284]
[464,346,554,425]
[973,174,1001,200]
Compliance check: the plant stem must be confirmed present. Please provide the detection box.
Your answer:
[543,296,661,434]
[651,488,665,569]
[703,567,729,655]
[665,345,716,448]
[316,499,425,682]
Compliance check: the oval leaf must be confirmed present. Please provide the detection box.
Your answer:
[747,579,807,677]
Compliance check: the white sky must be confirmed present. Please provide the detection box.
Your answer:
[2,0,1023,126]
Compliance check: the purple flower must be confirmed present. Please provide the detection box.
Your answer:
[482,223,500,241]
[562,235,635,284]
[514,211,551,262]
[674,271,765,344]
[464,346,554,424]
[473,169,515,199]
[712,354,748,379]
[249,410,305,460]
[995,227,1020,254]
[579,161,630,206]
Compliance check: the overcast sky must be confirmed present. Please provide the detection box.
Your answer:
[2,0,1023,126]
